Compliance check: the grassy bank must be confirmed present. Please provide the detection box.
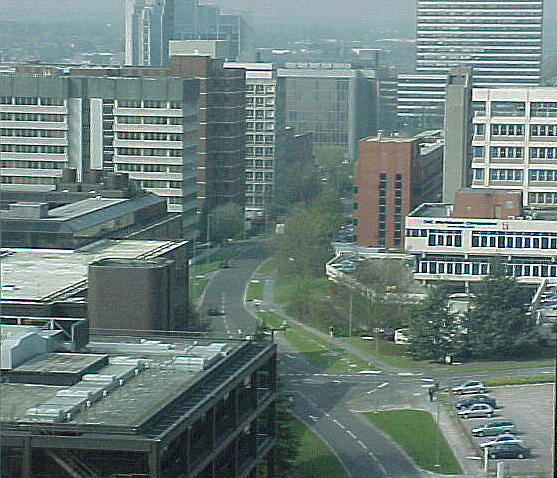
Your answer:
[485,374,555,387]
[258,311,377,373]
[363,410,461,474]
[291,417,348,478]
[246,280,264,301]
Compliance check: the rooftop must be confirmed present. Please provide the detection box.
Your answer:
[0,239,185,301]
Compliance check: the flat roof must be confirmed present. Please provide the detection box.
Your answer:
[0,335,248,430]
[11,353,107,375]
[0,239,185,301]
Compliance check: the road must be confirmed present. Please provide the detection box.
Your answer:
[202,241,422,477]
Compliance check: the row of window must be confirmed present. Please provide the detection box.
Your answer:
[528,192,557,204]
[116,164,183,173]
[1,144,65,154]
[117,132,183,141]
[246,110,275,119]
[141,180,182,188]
[246,97,275,107]
[1,160,65,169]
[0,113,65,122]
[247,159,274,169]
[246,183,272,193]
[246,147,275,157]
[473,102,557,118]
[475,123,557,137]
[117,116,183,125]
[246,85,275,94]
[117,100,182,109]
[1,176,55,185]
[246,121,274,132]
[116,148,182,157]
[474,147,557,160]
[529,169,557,182]
[0,97,64,106]
[246,134,274,144]
[417,260,557,279]
[1,128,65,138]
[490,169,523,181]
[246,171,274,181]
[472,233,557,250]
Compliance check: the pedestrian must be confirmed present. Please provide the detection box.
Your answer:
[428,387,434,402]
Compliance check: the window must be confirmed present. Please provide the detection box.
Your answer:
[473,146,484,159]
[473,169,484,180]
[531,102,557,117]
[474,123,485,136]
[491,101,525,117]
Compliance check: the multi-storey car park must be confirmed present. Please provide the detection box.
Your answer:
[0,321,277,478]
[470,88,557,208]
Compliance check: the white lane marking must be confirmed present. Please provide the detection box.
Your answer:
[286,354,296,359]
[332,418,345,430]
[412,393,422,396]
[357,440,368,450]
[397,372,415,376]
[346,430,357,439]
[378,382,389,389]
[358,370,382,374]
[308,415,318,422]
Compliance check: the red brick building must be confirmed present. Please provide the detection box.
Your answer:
[353,134,443,248]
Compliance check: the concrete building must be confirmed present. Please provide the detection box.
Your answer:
[470,87,557,208]
[224,62,286,218]
[278,63,378,162]
[398,0,544,128]
[0,72,200,233]
[0,325,277,477]
[405,189,557,287]
[0,239,189,326]
[353,131,443,248]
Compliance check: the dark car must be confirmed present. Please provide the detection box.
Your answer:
[488,443,530,460]
[207,307,224,316]
[219,260,230,269]
[455,395,496,410]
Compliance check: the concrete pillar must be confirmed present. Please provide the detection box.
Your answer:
[148,443,161,478]
[22,438,32,478]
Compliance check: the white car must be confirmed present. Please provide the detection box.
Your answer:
[457,403,494,419]
[451,380,486,395]
[478,433,521,448]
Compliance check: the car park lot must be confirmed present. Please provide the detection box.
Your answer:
[459,383,554,475]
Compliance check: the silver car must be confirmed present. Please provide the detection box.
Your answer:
[451,380,486,395]
[457,403,494,419]
[479,433,522,448]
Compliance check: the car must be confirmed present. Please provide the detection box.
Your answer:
[478,433,522,448]
[456,403,494,419]
[219,260,230,269]
[487,443,530,460]
[451,380,486,395]
[472,420,516,437]
[207,307,224,316]
[455,395,496,410]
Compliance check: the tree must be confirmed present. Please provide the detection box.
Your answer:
[274,191,342,277]
[409,286,465,361]
[273,383,300,477]
[462,262,539,359]
[208,202,244,243]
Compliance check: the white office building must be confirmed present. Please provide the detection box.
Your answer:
[471,87,557,207]
[224,62,285,218]
[399,0,544,127]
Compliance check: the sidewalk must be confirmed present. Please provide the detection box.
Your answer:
[256,271,485,478]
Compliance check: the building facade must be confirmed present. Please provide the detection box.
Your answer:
[398,0,544,128]
[0,73,200,232]
[224,62,285,218]
[405,189,557,287]
[353,132,443,248]
[278,64,378,162]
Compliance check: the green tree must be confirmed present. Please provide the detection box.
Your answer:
[462,262,539,359]
[208,202,244,243]
[409,286,465,361]
[274,384,300,477]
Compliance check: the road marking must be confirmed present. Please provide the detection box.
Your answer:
[412,393,422,396]
[346,430,357,439]
[378,463,388,475]
[397,372,415,376]
[286,354,295,359]
[332,418,344,429]
[308,414,318,422]
[378,382,389,389]
[358,370,382,374]
[357,440,367,450]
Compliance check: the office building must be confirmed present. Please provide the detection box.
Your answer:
[0,72,200,233]
[353,131,443,248]
[398,0,544,128]
[125,0,253,66]
[464,87,557,207]
[278,63,378,162]
[0,324,277,477]
[405,189,557,287]
[224,62,286,218]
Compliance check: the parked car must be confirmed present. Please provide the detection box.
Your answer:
[207,307,224,316]
[452,380,486,395]
[478,433,521,448]
[219,260,230,269]
[455,395,496,410]
[472,420,516,437]
[487,443,530,459]
[456,403,494,419]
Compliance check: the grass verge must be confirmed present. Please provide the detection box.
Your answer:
[257,311,377,373]
[363,410,462,475]
[292,416,348,478]
[485,374,555,387]
[256,258,275,275]
[246,280,264,301]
